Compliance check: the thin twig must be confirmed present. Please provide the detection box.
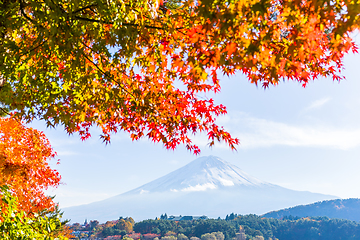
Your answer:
[72,4,98,14]
[74,16,170,30]
[19,0,37,24]
[79,50,135,99]
[0,107,9,116]
[19,38,49,58]
[79,40,132,80]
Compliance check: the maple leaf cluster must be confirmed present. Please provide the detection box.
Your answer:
[0,0,359,155]
[0,117,60,213]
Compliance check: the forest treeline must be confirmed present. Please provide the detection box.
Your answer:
[263,198,360,222]
[69,214,360,239]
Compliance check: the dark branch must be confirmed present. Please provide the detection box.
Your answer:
[19,0,46,29]
[72,4,98,14]
[74,16,168,30]
[74,16,112,24]
[0,107,10,117]
[79,47,135,99]
[49,0,66,13]
[19,38,49,58]
[19,0,37,24]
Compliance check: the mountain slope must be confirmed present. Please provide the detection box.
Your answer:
[63,156,337,223]
[124,156,271,194]
[263,198,360,221]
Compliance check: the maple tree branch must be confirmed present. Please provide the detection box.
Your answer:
[74,16,167,30]
[10,36,50,76]
[79,40,133,80]
[79,49,135,99]
[19,0,37,24]
[0,107,8,116]
[19,38,49,58]
[72,4,98,14]
[19,0,48,30]
[47,0,67,14]
[19,1,182,32]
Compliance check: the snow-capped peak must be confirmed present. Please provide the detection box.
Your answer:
[124,155,270,195]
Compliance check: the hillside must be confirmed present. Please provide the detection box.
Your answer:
[69,214,360,240]
[263,198,360,222]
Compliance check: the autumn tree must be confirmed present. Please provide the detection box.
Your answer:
[0,0,359,155]
[116,218,134,233]
[212,232,225,240]
[200,232,225,240]
[0,185,70,239]
[90,220,100,230]
[201,233,217,240]
[178,233,189,240]
[0,117,61,213]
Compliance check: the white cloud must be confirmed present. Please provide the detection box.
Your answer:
[189,113,360,150]
[237,116,360,150]
[217,178,234,186]
[181,183,217,192]
[303,97,331,112]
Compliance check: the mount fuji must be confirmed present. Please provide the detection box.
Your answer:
[63,156,337,223]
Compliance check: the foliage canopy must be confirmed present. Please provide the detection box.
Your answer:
[0,117,60,213]
[0,185,70,239]
[1,0,359,153]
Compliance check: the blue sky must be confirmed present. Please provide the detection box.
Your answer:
[30,34,360,210]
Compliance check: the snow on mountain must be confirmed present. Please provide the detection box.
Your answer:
[63,156,337,223]
[124,155,271,195]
